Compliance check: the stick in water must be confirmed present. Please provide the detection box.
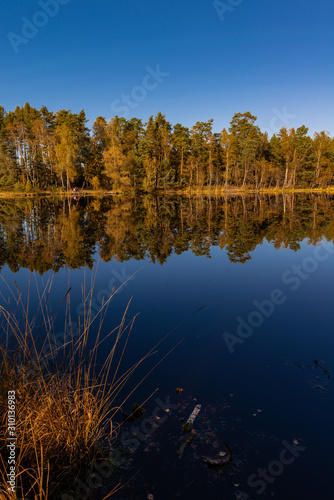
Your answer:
[182,404,201,432]
[177,404,202,458]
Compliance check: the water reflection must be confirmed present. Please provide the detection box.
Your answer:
[0,193,334,273]
[1,194,334,499]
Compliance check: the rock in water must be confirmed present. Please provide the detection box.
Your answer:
[202,441,232,467]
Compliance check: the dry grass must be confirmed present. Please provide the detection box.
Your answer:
[1,185,334,199]
[0,271,148,500]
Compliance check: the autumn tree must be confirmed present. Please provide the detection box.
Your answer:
[220,128,238,188]
[140,113,173,190]
[229,112,262,187]
[103,117,129,188]
[85,116,107,188]
[171,124,190,187]
[312,131,334,186]
[54,123,79,190]
[189,120,215,189]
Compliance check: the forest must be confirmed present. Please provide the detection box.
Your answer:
[0,103,334,192]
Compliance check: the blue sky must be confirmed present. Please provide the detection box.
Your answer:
[1,0,333,135]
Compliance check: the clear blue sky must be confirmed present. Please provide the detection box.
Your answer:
[1,0,333,136]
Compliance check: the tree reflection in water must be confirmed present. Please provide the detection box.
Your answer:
[0,193,333,274]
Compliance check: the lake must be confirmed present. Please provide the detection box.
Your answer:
[0,193,333,499]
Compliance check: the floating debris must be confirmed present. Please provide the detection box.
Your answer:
[177,404,202,457]
[289,358,331,388]
[313,360,330,378]
[202,441,232,467]
[182,404,202,432]
[235,491,249,499]
[132,403,145,417]
[177,436,193,458]
[311,384,326,392]
[122,403,145,421]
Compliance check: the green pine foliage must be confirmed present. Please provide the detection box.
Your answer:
[0,105,333,191]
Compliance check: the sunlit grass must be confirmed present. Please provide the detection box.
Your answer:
[1,185,334,199]
[0,271,149,499]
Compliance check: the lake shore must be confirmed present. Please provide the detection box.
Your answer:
[1,186,334,198]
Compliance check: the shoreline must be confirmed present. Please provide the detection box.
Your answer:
[1,187,334,198]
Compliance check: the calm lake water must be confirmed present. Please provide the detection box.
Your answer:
[1,194,334,499]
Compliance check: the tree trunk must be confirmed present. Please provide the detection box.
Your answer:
[242,163,248,188]
[283,162,289,188]
[180,147,184,187]
[225,154,229,188]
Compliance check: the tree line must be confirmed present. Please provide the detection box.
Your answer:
[1,103,334,191]
[1,194,334,273]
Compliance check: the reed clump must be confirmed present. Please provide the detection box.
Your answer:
[0,275,143,499]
